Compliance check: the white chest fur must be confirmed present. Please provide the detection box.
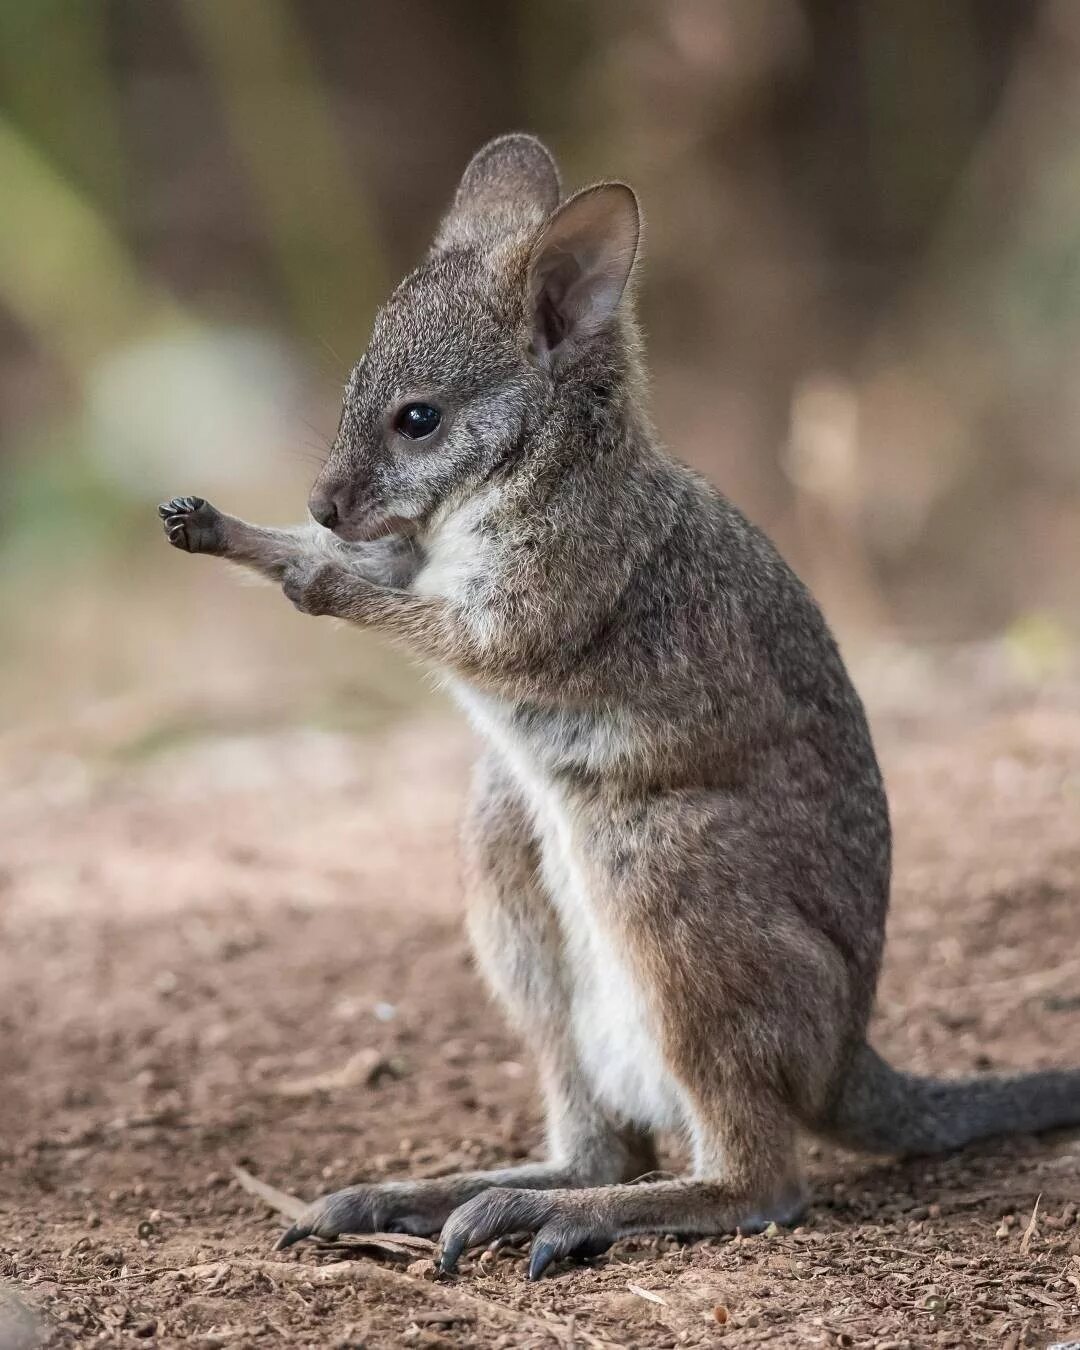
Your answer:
[411,493,493,601]
[458,687,685,1131]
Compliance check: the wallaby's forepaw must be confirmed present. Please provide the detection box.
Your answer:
[281,558,340,617]
[438,1188,612,1281]
[158,496,226,555]
[274,1183,445,1251]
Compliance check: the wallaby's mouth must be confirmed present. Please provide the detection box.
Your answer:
[335,513,419,544]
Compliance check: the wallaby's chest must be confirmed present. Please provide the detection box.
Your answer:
[457,685,685,1130]
[410,494,494,601]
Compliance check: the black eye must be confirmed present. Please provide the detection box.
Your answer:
[394,402,441,440]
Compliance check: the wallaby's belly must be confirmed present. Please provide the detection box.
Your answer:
[538,817,686,1131]
[459,686,685,1130]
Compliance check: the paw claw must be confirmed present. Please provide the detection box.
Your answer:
[527,1239,557,1281]
[526,1223,610,1280]
[437,1234,466,1276]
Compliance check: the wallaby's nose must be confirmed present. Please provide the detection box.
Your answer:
[309,494,339,530]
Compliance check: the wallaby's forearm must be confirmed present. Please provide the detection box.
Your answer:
[160,495,500,676]
[218,515,320,580]
[158,496,415,590]
[285,553,500,680]
[159,495,321,574]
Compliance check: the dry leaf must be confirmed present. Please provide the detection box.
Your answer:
[627,1282,667,1306]
[337,1233,437,1262]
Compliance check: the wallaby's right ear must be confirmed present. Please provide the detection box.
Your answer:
[527,183,640,365]
[435,134,561,249]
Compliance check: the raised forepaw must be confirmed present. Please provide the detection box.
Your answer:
[158,496,226,554]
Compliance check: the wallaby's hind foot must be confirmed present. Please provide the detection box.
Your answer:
[437,1089,806,1279]
[436,1180,807,1280]
[438,1187,614,1280]
[275,1179,453,1248]
[158,496,226,555]
[274,1161,612,1252]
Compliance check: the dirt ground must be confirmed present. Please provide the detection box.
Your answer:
[2,646,1080,1349]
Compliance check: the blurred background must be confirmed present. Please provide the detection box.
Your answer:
[5,10,1080,1338]
[2,0,1078,744]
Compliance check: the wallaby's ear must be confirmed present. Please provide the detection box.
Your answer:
[435,134,561,248]
[527,183,640,363]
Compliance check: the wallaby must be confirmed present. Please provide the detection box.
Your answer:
[159,134,1080,1279]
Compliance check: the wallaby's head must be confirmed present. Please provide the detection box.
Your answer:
[309,134,641,542]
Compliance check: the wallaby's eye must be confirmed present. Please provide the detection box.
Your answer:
[394,402,442,440]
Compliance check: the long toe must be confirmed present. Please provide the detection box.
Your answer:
[268,1185,385,1253]
[527,1219,611,1280]
[274,1222,311,1252]
[437,1189,592,1276]
[438,1188,545,1274]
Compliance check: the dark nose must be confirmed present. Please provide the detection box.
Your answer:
[308,494,339,530]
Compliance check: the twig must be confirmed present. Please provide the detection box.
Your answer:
[231,1164,306,1221]
[1019,1194,1041,1255]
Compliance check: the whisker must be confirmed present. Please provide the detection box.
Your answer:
[297,415,333,445]
[313,334,349,377]
[289,445,330,466]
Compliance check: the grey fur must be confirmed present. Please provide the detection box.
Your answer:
[159,132,1080,1278]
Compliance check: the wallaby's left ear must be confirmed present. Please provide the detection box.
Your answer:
[527,183,640,363]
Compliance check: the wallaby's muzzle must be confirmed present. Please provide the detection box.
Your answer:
[308,477,411,543]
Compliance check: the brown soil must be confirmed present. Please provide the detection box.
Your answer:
[2,659,1080,1349]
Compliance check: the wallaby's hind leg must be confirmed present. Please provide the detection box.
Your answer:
[464,755,658,1187]
[439,1086,805,1279]
[276,756,655,1251]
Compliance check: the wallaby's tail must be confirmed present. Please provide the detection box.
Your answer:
[826,1042,1080,1156]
